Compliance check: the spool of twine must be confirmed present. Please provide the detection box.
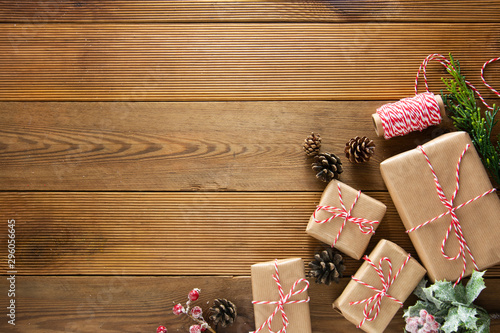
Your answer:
[372,54,499,139]
[372,92,445,139]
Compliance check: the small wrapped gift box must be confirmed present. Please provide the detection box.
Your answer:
[380,131,500,283]
[250,258,311,333]
[306,179,386,260]
[333,239,426,333]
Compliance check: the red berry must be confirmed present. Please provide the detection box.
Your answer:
[189,324,201,333]
[190,306,203,319]
[188,288,200,301]
[157,326,168,333]
[172,303,184,315]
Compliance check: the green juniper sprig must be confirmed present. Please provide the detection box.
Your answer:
[440,54,500,186]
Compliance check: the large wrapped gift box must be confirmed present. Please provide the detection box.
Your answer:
[380,131,500,282]
[333,239,426,333]
[306,179,386,260]
[251,258,311,333]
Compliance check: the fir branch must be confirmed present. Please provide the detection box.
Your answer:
[440,54,500,186]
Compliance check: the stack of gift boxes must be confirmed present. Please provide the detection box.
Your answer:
[249,132,500,333]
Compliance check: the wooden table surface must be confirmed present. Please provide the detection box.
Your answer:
[1,1,499,332]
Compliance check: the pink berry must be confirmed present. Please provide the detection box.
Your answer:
[426,314,435,323]
[188,288,200,301]
[157,326,168,333]
[190,306,203,319]
[189,324,202,333]
[419,309,428,318]
[172,303,184,315]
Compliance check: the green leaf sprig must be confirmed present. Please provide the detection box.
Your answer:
[404,270,490,333]
[440,54,500,186]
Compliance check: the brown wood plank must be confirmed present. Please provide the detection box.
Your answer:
[1,191,499,277]
[0,1,499,23]
[0,100,468,191]
[1,23,499,101]
[0,275,499,332]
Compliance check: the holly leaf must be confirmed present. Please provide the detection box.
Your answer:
[413,278,428,301]
[430,280,457,303]
[441,307,460,333]
[477,320,491,333]
[403,300,432,319]
[457,305,478,330]
[422,280,457,309]
[475,306,491,333]
[465,271,486,306]
[452,282,467,305]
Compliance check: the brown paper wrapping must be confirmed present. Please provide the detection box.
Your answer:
[251,258,311,333]
[306,180,387,259]
[333,239,426,333]
[380,131,500,282]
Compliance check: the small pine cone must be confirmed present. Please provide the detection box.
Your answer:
[209,298,237,328]
[303,132,322,157]
[312,152,343,182]
[344,136,375,163]
[308,248,345,285]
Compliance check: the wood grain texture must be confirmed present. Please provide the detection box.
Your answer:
[0,276,499,332]
[1,23,499,101]
[0,101,465,191]
[1,0,499,23]
[1,191,499,277]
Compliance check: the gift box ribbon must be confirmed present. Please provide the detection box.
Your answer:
[313,182,380,247]
[251,259,310,333]
[349,254,411,328]
[406,144,497,285]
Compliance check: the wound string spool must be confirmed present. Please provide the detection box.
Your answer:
[372,54,499,139]
[373,92,444,139]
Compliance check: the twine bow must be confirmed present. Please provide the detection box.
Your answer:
[251,259,310,333]
[349,254,411,328]
[406,144,496,285]
[313,182,379,247]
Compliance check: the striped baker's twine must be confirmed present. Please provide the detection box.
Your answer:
[313,182,379,247]
[349,254,411,328]
[406,144,496,286]
[416,53,500,110]
[378,54,499,139]
[376,92,441,139]
[251,259,310,333]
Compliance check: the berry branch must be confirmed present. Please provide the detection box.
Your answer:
[157,288,236,333]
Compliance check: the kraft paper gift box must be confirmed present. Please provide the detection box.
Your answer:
[306,179,386,260]
[333,239,426,333]
[251,258,311,333]
[380,131,500,283]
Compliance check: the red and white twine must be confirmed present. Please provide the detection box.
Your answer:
[313,183,379,247]
[376,92,442,139]
[377,54,499,139]
[416,53,500,110]
[406,144,497,286]
[251,259,310,333]
[349,254,411,328]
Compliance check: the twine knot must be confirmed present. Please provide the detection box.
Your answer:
[313,183,379,247]
[349,254,410,328]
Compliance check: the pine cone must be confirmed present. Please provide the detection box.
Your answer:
[344,136,375,163]
[312,152,343,182]
[209,298,237,327]
[303,132,322,157]
[308,248,345,285]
